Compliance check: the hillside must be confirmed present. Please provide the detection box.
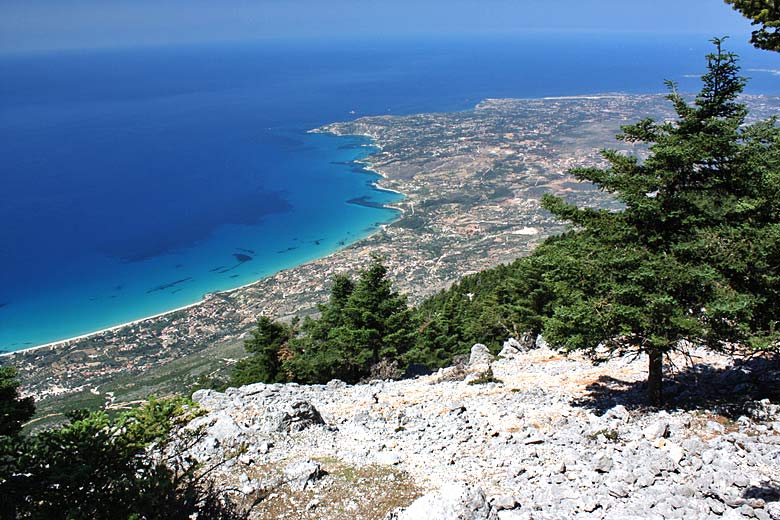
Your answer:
[179,342,780,519]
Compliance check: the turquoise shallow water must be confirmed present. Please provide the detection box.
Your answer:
[1,34,778,351]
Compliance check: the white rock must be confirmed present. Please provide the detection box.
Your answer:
[395,482,498,520]
[643,421,669,440]
[666,442,685,465]
[377,451,403,465]
[469,344,494,366]
[283,460,323,491]
[592,451,614,473]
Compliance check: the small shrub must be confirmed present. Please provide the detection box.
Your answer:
[588,428,620,442]
[468,366,503,385]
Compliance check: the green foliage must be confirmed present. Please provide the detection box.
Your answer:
[231,316,294,386]
[285,256,416,384]
[0,366,35,437]
[588,428,620,442]
[540,39,780,403]
[725,0,780,51]
[407,240,562,369]
[0,397,244,520]
[232,257,416,386]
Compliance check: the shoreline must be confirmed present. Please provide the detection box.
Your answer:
[2,134,406,357]
[18,93,778,407]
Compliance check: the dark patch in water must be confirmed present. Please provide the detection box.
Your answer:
[114,285,123,291]
[230,274,239,278]
[277,246,299,254]
[99,192,292,262]
[0,303,7,310]
[209,266,226,272]
[237,248,255,255]
[347,196,386,209]
[217,253,254,274]
[174,264,183,269]
[147,277,193,294]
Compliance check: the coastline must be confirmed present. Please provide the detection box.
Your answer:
[16,93,778,409]
[3,94,673,405]
[0,299,206,357]
[1,143,406,357]
[0,129,407,359]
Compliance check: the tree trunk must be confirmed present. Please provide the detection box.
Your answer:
[647,350,663,406]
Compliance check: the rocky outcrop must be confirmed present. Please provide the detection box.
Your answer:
[179,346,780,520]
[390,482,497,520]
[469,344,494,366]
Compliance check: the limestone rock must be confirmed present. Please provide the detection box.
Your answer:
[393,482,498,520]
[278,400,325,432]
[643,420,669,440]
[489,494,519,511]
[498,339,521,359]
[283,460,324,491]
[469,344,494,366]
[592,451,614,473]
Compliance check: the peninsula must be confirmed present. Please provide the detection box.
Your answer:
[8,94,780,420]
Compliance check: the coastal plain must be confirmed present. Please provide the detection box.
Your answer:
[9,94,780,422]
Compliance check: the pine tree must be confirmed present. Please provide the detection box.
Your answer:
[725,0,780,51]
[230,316,293,386]
[541,39,779,405]
[0,366,34,437]
[285,256,415,384]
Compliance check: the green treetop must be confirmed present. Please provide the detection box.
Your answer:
[725,0,780,51]
[287,256,415,384]
[0,366,34,437]
[230,315,294,386]
[541,39,779,405]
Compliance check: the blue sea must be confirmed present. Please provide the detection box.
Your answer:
[1,34,778,351]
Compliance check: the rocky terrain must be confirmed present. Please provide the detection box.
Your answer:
[179,342,780,520]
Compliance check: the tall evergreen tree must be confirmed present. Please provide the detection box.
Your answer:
[725,0,780,51]
[231,316,294,386]
[541,39,779,404]
[0,366,34,437]
[285,256,415,384]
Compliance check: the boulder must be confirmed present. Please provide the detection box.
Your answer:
[498,339,521,359]
[278,400,325,433]
[469,344,494,366]
[592,451,614,473]
[392,482,498,520]
[283,460,324,491]
[643,420,669,440]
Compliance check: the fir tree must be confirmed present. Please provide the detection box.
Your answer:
[231,316,294,386]
[541,39,779,405]
[725,0,780,51]
[0,366,34,437]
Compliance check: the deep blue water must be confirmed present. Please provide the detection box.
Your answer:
[1,34,778,351]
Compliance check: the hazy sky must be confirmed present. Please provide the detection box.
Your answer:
[0,0,757,53]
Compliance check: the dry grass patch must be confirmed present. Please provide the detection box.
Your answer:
[247,458,421,520]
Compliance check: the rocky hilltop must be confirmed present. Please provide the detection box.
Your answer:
[180,342,780,520]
